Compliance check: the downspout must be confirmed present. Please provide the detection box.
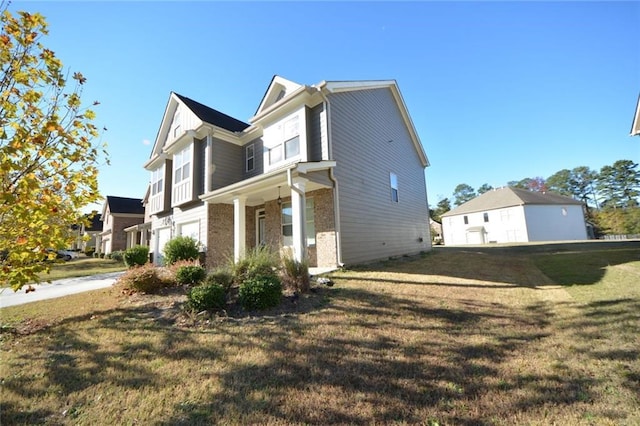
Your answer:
[318,88,344,267]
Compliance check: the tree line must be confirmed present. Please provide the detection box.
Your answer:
[430,159,640,236]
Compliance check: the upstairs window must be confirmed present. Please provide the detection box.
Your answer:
[172,108,181,138]
[483,212,489,222]
[246,144,255,171]
[285,136,300,159]
[464,215,469,225]
[174,144,192,183]
[151,165,164,195]
[269,144,282,165]
[390,172,399,202]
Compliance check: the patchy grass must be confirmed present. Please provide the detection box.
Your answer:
[36,257,127,283]
[1,243,639,425]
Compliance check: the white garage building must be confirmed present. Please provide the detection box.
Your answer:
[441,187,588,245]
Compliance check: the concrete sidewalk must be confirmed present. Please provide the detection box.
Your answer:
[0,272,124,309]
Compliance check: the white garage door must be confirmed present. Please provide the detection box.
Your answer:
[155,227,171,265]
[179,221,200,242]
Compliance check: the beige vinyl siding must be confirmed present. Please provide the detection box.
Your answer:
[211,138,242,190]
[329,88,430,264]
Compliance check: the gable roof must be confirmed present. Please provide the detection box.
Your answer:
[255,76,304,116]
[441,187,583,217]
[104,196,145,216]
[85,213,103,232]
[174,93,249,133]
[631,93,640,136]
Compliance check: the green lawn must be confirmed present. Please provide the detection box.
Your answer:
[35,257,126,283]
[1,242,638,425]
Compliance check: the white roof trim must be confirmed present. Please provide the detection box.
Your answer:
[631,93,640,136]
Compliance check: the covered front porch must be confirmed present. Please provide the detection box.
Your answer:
[201,161,339,269]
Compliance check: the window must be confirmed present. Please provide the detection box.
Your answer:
[285,136,300,159]
[174,145,192,183]
[281,199,316,246]
[172,108,181,138]
[246,144,255,172]
[390,173,399,202]
[306,198,315,246]
[269,144,282,165]
[483,212,489,223]
[151,165,164,196]
[463,215,469,225]
[283,116,299,139]
[282,202,293,246]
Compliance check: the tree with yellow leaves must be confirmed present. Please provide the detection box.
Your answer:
[1,4,107,290]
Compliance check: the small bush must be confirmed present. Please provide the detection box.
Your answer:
[280,255,310,293]
[187,283,226,312]
[85,247,95,257]
[176,265,207,285]
[93,252,99,258]
[163,236,200,265]
[109,250,125,262]
[238,275,282,310]
[206,269,234,292]
[231,246,279,284]
[117,264,170,294]
[124,245,149,268]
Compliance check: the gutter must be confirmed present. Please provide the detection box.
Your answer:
[317,87,344,267]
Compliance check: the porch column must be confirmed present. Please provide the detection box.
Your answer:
[233,196,246,262]
[291,178,307,263]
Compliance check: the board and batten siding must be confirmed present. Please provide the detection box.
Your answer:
[211,138,242,190]
[328,87,430,265]
[243,137,264,180]
[307,104,326,162]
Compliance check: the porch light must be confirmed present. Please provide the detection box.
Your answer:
[277,186,283,205]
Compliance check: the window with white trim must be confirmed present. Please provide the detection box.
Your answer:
[285,136,300,159]
[281,199,315,247]
[151,165,164,196]
[172,108,181,138]
[269,144,282,165]
[246,144,255,172]
[174,144,192,184]
[483,212,489,222]
[390,172,399,202]
[306,198,315,246]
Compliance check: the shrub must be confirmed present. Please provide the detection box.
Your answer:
[117,264,169,294]
[206,268,234,292]
[280,254,310,293]
[163,236,200,265]
[109,250,125,262]
[187,283,226,312]
[230,246,279,284]
[85,247,95,257]
[238,275,282,310]
[176,265,206,285]
[124,245,149,268]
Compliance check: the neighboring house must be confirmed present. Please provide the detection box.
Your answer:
[441,187,588,245]
[97,196,145,254]
[144,76,431,268]
[429,218,443,244]
[124,188,152,251]
[631,93,640,136]
[71,212,103,251]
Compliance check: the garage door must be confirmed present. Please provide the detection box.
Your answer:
[155,227,171,265]
[179,221,200,242]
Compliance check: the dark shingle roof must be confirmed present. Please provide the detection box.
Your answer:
[174,93,249,133]
[441,187,583,217]
[106,196,145,215]
[85,213,103,232]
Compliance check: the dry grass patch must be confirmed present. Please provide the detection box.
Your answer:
[1,246,639,425]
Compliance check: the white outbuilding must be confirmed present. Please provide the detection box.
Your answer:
[441,187,588,245]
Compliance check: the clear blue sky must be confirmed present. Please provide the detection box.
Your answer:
[14,1,640,210]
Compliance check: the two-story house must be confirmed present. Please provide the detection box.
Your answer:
[97,196,145,254]
[144,76,431,269]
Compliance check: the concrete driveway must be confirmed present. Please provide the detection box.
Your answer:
[0,272,124,308]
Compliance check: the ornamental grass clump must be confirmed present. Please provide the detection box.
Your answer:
[280,254,310,293]
[117,264,170,294]
[206,268,234,292]
[230,246,279,284]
